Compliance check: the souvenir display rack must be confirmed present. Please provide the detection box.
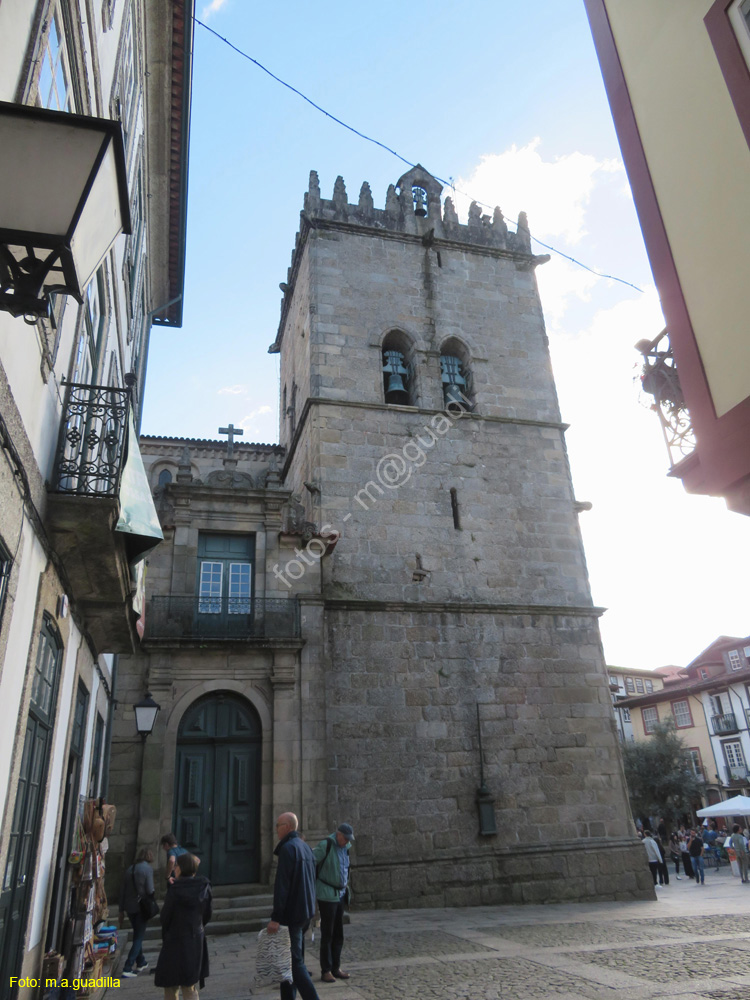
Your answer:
[42,799,117,999]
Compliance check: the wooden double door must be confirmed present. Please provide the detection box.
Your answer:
[174,694,261,885]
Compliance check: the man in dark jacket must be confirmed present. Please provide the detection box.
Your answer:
[267,812,320,1000]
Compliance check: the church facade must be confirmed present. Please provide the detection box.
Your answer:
[109,167,653,906]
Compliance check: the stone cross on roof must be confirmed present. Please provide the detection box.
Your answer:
[218,423,243,459]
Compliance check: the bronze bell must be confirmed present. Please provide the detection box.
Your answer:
[385,372,409,404]
[383,350,410,404]
[440,354,467,409]
[412,186,428,218]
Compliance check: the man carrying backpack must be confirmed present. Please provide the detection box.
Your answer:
[312,824,354,984]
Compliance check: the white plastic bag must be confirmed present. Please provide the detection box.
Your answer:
[252,926,293,992]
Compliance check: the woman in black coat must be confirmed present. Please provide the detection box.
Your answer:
[154,853,212,998]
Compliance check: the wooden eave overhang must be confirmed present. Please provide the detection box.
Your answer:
[146,0,194,328]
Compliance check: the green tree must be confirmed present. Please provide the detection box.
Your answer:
[621,718,703,826]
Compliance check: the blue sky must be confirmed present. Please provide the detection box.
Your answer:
[142,0,750,670]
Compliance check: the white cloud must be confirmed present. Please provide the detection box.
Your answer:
[536,257,598,331]
[238,406,275,442]
[200,0,228,18]
[449,138,620,245]
[218,384,246,395]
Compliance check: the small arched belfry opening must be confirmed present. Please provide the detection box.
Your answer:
[395,164,443,220]
[439,338,473,411]
[381,329,417,406]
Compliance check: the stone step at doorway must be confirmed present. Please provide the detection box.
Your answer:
[134,887,273,942]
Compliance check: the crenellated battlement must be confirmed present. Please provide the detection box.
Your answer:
[300,164,533,254]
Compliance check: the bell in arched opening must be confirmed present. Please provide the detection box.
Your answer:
[412,185,428,217]
[440,354,468,409]
[383,349,410,404]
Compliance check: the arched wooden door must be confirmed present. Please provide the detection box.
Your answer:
[174,693,261,885]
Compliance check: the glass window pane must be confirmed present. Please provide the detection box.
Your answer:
[39,54,53,108]
[228,562,252,613]
[199,562,222,613]
[642,707,658,733]
[672,700,691,727]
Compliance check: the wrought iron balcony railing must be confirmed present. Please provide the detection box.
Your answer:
[53,381,130,496]
[635,329,696,467]
[712,713,739,735]
[726,766,750,784]
[146,596,301,641]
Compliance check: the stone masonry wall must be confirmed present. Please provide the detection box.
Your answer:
[275,169,650,905]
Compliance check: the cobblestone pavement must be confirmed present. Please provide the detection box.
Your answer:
[108,867,750,1000]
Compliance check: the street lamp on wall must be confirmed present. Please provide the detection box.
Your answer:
[0,101,131,324]
[134,692,161,740]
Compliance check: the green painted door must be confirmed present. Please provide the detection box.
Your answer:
[174,694,261,885]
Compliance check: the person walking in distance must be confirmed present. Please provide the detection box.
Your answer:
[119,848,155,977]
[267,813,320,1000]
[668,832,683,880]
[689,828,705,884]
[313,824,354,983]
[729,823,750,883]
[643,831,663,886]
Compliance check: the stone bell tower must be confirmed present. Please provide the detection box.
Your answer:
[270,165,652,905]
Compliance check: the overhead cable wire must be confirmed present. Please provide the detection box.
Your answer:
[194,16,643,294]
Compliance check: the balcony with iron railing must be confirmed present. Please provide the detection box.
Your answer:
[46,379,159,652]
[725,766,750,786]
[144,596,301,644]
[711,713,739,735]
[635,329,696,468]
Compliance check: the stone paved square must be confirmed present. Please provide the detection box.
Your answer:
[344,928,494,962]
[108,871,750,1000]
[479,919,684,947]
[567,939,750,982]
[352,956,602,1000]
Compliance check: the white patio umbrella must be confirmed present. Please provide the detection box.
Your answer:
[697,794,750,817]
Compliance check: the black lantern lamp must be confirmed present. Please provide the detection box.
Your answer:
[0,101,131,324]
[134,692,161,740]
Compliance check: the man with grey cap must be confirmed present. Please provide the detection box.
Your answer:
[312,824,354,983]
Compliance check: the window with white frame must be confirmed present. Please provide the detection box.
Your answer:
[72,269,106,384]
[687,748,703,778]
[728,649,743,671]
[635,677,644,693]
[117,9,138,138]
[622,707,631,722]
[38,5,75,112]
[730,0,750,71]
[625,676,635,694]
[671,699,693,728]
[642,706,659,734]
[645,679,653,693]
[724,740,746,778]
[699,668,709,680]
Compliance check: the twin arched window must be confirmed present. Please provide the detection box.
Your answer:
[381,333,473,410]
